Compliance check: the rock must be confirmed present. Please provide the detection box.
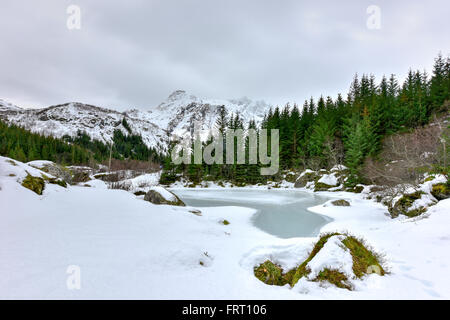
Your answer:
[144,187,185,206]
[314,182,334,191]
[28,161,73,184]
[331,199,350,206]
[189,209,202,216]
[431,183,450,201]
[294,170,317,188]
[72,171,91,183]
[388,191,427,218]
[346,185,364,193]
[254,233,384,290]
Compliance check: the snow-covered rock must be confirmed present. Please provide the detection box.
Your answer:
[317,173,339,187]
[144,186,185,206]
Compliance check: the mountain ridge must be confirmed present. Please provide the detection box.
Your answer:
[0,91,272,152]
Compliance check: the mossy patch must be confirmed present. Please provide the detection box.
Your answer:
[346,185,364,193]
[314,268,352,290]
[389,191,426,218]
[8,173,16,177]
[47,178,67,188]
[221,219,230,225]
[341,236,385,278]
[254,232,385,290]
[254,260,289,286]
[134,191,146,196]
[21,174,45,195]
[431,183,450,200]
[314,182,334,191]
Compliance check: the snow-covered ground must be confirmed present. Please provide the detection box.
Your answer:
[1,156,450,299]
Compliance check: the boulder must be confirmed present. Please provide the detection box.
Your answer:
[431,183,450,201]
[388,191,428,218]
[28,161,73,184]
[331,199,350,206]
[144,187,185,206]
[294,170,317,188]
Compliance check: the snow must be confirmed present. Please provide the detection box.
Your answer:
[330,165,347,172]
[0,92,272,152]
[305,235,354,280]
[119,172,160,192]
[1,156,450,299]
[27,160,55,169]
[317,173,338,186]
[297,169,314,179]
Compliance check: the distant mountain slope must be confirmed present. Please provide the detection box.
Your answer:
[0,91,272,152]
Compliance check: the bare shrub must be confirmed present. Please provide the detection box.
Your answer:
[363,113,449,186]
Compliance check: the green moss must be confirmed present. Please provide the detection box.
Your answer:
[8,173,16,177]
[221,219,230,225]
[48,178,67,188]
[254,261,289,286]
[341,236,385,278]
[134,191,146,196]
[346,185,364,193]
[41,174,67,188]
[254,232,385,290]
[431,183,450,200]
[314,182,333,191]
[424,176,436,182]
[398,191,423,207]
[314,268,352,290]
[21,174,45,195]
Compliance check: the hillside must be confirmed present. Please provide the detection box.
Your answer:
[0,91,272,153]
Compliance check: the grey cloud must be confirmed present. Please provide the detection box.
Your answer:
[0,0,448,110]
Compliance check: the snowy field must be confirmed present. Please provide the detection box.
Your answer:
[1,156,450,299]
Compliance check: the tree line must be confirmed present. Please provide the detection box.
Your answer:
[0,118,163,166]
[161,53,450,186]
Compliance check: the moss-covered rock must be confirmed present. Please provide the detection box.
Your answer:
[388,191,426,218]
[21,174,45,195]
[47,178,67,188]
[30,162,73,185]
[346,185,364,193]
[253,233,384,290]
[431,183,450,201]
[331,199,350,206]
[341,236,385,278]
[314,182,334,191]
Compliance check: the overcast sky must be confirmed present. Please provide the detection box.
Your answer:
[0,0,449,110]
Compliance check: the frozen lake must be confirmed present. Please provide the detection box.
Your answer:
[172,189,332,238]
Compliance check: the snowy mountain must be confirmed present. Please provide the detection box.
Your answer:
[0,91,272,152]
